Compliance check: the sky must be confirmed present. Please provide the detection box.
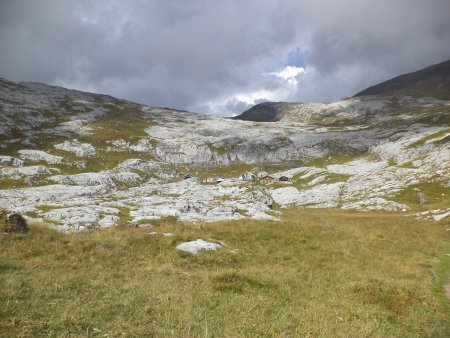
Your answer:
[1,0,449,116]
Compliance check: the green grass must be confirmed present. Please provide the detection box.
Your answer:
[0,177,31,190]
[403,105,450,126]
[324,173,352,184]
[1,101,159,174]
[1,209,449,337]
[85,103,154,143]
[0,209,8,232]
[407,127,450,149]
[392,181,450,212]
[291,173,350,191]
[194,163,257,180]
[206,143,228,156]
[308,152,368,168]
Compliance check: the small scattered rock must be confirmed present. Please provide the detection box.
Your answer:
[137,223,154,228]
[418,192,427,205]
[176,239,223,254]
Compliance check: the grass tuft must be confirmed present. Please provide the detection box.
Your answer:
[212,271,272,293]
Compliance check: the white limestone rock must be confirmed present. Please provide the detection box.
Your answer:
[42,206,121,231]
[0,156,24,166]
[54,140,96,157]
[342,198,409,212]
[433,212,450,222]
[118,178,275,224]
[0,184,108,212]
[415,208,450,222]
[270,183,344,208]
[0,165,60,180]
[326,159,388,175]
[106,138,154,152]
[48,171,141,188]
[176,239,223,254]
[98,215,121,228]
[18,150,64,164]
[370,125,448,165]
[117,159,160,171]
[307,175,327,186]
[117,159,177,179]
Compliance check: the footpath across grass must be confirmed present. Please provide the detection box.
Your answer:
[1,209,449,337]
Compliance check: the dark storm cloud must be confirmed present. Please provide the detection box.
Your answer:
[0,0,449,115]
[292,0,450,102]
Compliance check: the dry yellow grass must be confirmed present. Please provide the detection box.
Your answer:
[1,209,449,337]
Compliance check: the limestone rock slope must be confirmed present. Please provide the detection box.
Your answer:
[1,62,449,231]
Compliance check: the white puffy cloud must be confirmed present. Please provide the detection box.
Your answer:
[270,66,305,84]
[197,66,306,116]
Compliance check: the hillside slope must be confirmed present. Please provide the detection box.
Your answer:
[354,59,450,99]
[232,102,294,122]
[0,69,449,231]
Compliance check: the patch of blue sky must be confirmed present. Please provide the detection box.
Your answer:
[286,47,307,68]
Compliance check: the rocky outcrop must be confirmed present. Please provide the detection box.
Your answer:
[18,150,63,164]
[0,156,24,167]
[1,165,60,180]
[48,170,141,188]
[54,140,96,157]
[271,183,344,208]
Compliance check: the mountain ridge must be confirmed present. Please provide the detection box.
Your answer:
[0,61,449,231]
[354,59,450,99]
[234,59,450,123]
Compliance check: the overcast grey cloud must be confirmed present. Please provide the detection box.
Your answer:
[0,0,449,116]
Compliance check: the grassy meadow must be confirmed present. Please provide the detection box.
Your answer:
[1,208,450,337]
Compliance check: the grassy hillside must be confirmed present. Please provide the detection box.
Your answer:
[355,59,450,99]
[1,209,449,337]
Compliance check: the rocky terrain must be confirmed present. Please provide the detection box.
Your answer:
[0,61,449,231]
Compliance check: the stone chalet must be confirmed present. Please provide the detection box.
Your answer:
[259,175,275,185]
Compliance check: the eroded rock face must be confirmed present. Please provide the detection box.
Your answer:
[144,115,380,165]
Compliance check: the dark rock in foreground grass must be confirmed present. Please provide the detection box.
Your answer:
[1,209,28,233]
